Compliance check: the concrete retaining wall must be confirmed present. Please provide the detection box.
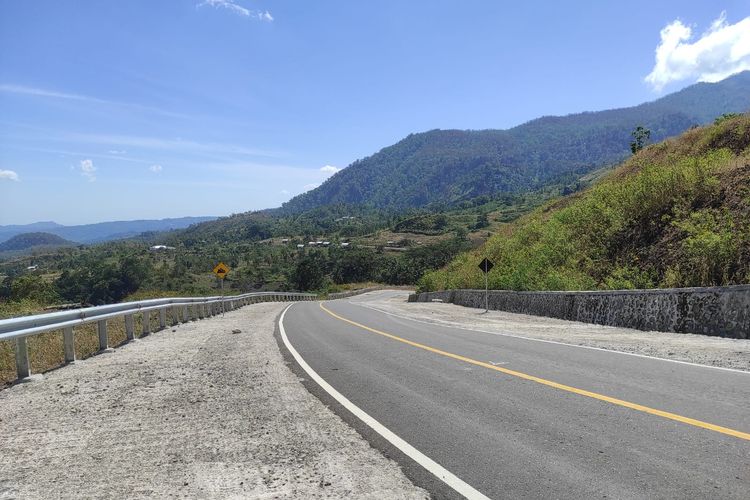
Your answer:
[408,286,750,339]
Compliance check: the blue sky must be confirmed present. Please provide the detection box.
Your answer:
[1,1,749,225]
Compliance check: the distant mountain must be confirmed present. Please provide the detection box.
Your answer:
[0,232,74,252]
[281,71,750,213]
[0,217,218,244]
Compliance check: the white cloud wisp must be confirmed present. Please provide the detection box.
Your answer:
[80,159,96,182]
[320,165,340,176]
[0,169,19,181]
[645,12,750,90]
[150,164,163,173]
[198,1,273,21]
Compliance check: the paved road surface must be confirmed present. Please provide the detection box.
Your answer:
[281,292,750,499]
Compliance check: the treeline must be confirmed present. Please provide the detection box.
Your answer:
[0,233,472,310]
[289,237,471,291]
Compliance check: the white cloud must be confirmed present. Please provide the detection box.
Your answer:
[0,84,188,118]
[280,189,290,195]
[150,164,163,173]
[108,150,127,155]
[645,12,750,90]
[302,183,320,192]
[61,132,280,158]
[0,169,19,181]
[320,165,341,176]
[80,159,96,182]
[198,1,273,21]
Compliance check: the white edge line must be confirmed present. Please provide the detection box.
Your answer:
[279,303,490,500]
[347,296,750,375]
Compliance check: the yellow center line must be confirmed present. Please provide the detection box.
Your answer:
[319,302,750,442]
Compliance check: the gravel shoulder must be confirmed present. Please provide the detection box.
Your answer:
[0,302,427,499]
[350,290,750,372]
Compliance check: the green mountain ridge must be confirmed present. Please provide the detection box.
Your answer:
[419,113,750,292]
[281,71,750,213]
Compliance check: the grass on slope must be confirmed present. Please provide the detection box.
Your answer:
[418,114,750,292]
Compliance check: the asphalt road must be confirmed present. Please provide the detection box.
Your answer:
[280,292,750,499]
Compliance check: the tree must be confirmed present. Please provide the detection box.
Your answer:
[289,253,328,291]
[474,212,490,229]
[10,275,59,303]
[630,126,651,154]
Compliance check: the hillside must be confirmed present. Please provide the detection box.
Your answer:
[282,71,750,213]
[418,113,750,292]
[0,232,74,252]
[0,216,217,244]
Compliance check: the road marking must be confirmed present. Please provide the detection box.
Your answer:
[279,304,490,500]
[350,298,750,375]
[320,302,750,442]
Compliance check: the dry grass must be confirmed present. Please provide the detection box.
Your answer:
[0,306,197,388]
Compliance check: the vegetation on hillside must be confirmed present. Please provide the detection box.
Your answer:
[419,114,750,292]
[282,72,750,213]
[0,232,74,252]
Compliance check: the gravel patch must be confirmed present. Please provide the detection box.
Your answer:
[350,290,750,372]
[0,302,427,499]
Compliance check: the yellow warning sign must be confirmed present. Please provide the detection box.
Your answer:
[213,262,230,279]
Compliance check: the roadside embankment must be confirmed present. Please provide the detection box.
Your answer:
[409,285,750,339]
[0,302,427,499]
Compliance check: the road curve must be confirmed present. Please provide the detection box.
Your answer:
[280,292,750,499]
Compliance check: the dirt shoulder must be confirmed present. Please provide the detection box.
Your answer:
[351,290,750,372]
[0,302,427,499]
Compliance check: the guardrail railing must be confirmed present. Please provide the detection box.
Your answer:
[0,291,316,381]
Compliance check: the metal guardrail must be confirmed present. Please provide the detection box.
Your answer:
[0,291,316,381]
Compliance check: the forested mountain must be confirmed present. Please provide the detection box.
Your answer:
[419,113,750,292]
[0,232,74,252]
[282,71,750,213]
[0,216,217,244]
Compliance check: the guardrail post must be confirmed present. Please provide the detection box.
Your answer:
[159,308,167,329]
[97,319,109,351]
[183,305,189,322]
[63,326,76,363]
[125,314,135,342]
[142,311,151,337]
[172,306,180,326]
[15,337,31,379]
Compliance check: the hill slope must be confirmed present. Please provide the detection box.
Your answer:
[418,113,750,292]
[282,71,750,213]
[0,232,74,252]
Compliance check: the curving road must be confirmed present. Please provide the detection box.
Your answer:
[280,291,750,499]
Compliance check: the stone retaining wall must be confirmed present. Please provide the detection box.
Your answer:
[408,286,750,339]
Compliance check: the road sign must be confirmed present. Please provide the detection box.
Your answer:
[478,258,494,274]
[213,262,230,279]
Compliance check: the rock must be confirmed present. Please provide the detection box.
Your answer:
[231,329,242,334]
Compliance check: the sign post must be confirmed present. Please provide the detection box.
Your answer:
[478,258,494,313]
[213,262,230,317]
